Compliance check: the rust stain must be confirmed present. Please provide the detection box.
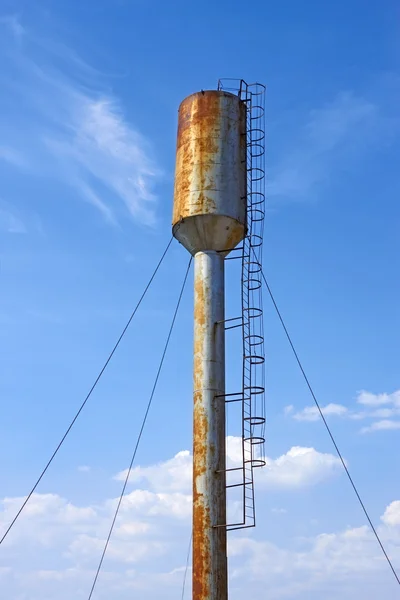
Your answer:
[173,91,243,224]
[193,386,212,599]
[192,501,211,599]
[193,262,209,390]
[193,393,208,477]
[193,252,217,598]
[172,90,246,256]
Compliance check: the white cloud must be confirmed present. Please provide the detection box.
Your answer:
[361,420,400,434]
[115,521,150,537]
[0,17,160,226]
[1,447,399,600]
[259,446,341,488]
[290,390,400,434]
[115,439,341,494]
[382,501,400,527]
[1,493,96,524]
[291,403,348,422]
[229,518,400,599]
[1,442,340,575]
[117,490,192,520]
[0,493,98,551]
[368,408,400,419]
[0,564,191,600]
[115,450,192,493]
[357,390,400,408]
[355,391,400,432]
[78,465,91,473]
[0,487,190,572]
[226,435,246,465]
[68,532,166,565]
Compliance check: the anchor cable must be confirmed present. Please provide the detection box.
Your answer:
[0,237,174,546]
[258,261,400,586]
[181,534,192,600]
[87,256,192,599]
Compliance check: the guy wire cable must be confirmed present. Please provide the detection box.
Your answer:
[181,533,192,600]
[256,251,400,586]
[87,255,192,599]
[0,237,173,546]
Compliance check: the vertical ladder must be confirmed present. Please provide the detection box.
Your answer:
[218,79,266,530]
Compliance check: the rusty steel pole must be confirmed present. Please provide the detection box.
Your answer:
[193,250,227,599]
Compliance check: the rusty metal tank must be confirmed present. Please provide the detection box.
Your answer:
[172,90,247,255]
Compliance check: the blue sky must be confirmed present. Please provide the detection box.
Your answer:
[0,1,400,598]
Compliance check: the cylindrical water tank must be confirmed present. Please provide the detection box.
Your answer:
[172,90,247,255]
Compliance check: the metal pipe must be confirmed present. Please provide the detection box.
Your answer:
[193,250,227,600]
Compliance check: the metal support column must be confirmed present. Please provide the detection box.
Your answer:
[193,250,227,600]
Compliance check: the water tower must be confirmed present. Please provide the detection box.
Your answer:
[172,80,266,600]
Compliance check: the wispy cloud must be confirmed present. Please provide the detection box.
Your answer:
[268,91,396,200]
[77,466,91,473]
[0,16,160,226]
[0,146,28,169]
[271,508,287,514]
[286,389,400,433]
[0,208,26,234]
[0,14,25,38]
